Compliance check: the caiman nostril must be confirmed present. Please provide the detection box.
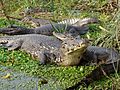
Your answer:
[67,48,69,52]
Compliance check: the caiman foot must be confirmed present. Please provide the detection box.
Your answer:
[0,25,32,35]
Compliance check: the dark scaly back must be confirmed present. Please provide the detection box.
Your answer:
[82,46,120,65]
[73,18,99,26]
[58,18,99,26]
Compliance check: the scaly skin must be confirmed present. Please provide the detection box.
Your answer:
[0,33,89,66]
[66,46,120,89]
[0,18,99,37]
[58,18,99,26]
[0,24,89,37]
[34,23,89,36]
[8,16,98,27]
[20,17,98,27]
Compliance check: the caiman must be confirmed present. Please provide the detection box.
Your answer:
[0,32,119,88]
[7,16,98,27]
[0,32,89,66]
[21,17,98,27]
[0,18,99,37]
[66,46,120,89]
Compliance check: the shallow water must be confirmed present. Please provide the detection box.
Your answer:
[0,66,63,90]
[0,66,39,90]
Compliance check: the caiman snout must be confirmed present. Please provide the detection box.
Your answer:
[58,38,90,66]
[62,38,89,54]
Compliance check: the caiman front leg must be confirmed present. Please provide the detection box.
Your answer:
[30,50,50,65]
[37,50,47,65]
[0,39,23,50]
[66,61,120,90]
[32,50,56,65]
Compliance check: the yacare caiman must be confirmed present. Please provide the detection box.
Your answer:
[0,18,99,37]
[0,32,89,66]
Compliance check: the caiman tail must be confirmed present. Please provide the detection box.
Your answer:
[58,18,99,26]
[66,60,120,90]
[74,18,99,26]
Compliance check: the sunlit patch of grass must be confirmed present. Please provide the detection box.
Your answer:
[94,10,120,50]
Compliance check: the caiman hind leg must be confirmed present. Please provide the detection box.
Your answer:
[30,50,50,65]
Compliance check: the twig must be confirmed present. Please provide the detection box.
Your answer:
[99,26,109,33]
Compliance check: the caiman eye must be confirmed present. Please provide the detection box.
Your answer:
[63,36,66,38]
[71,38,73,40]
[64,43,67,44]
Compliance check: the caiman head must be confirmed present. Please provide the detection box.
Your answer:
[53,32,89,66]
[65,18,99,37]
